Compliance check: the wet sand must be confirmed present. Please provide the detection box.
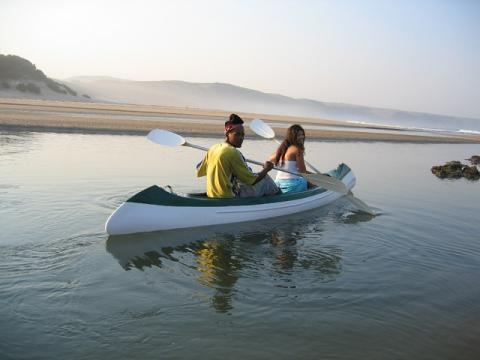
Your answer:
[1,98,479,143]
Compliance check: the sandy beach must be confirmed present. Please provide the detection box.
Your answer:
[1,98,479,143]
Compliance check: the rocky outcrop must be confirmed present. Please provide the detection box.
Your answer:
[431,160,479,180]
[466,155,480,165]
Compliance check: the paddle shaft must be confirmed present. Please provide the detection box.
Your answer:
[146,128,348,194]
[184,141,320,178]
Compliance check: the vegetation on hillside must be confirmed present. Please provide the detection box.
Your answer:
[0,54,48,80]
[0,54,85,97]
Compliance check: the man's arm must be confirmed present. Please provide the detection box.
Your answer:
[252,161,274,185]
[196,156,207,177]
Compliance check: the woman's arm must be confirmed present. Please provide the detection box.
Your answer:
[295,147,308,173]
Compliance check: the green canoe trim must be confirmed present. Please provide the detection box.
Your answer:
[127,163,351,207]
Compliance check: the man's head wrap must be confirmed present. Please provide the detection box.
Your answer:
[224,114,244,135]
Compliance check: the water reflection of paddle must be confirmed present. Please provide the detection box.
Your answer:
[335,208,379,224]
[106,213,344,313]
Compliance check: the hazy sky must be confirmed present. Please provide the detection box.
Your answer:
[1,0,479,119]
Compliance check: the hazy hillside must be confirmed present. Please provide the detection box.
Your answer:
[65,76,414,122]
[67,76,480,131]
[0,54,91,101]
[1,55,478,131]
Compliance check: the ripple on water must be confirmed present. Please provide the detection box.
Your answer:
[0,232,103,280]
[0,230,107,356]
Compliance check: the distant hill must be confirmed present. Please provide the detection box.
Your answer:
[0,54,90,100]
[1,55,478,131]
[66,76,480,131]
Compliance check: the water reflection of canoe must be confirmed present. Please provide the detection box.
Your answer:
[105,163,355,235]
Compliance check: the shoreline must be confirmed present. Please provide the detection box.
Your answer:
[1,98,479,143]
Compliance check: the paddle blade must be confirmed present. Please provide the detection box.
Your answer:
[305,173,349,195]
[345,191,376,215]
[250,118,276,139]
[147,129,186,147]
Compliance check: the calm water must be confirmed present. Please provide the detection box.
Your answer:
[1,129,479,359]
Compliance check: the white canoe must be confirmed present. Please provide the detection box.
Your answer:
[105,163,355,235]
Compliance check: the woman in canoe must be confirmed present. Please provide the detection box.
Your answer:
[270,124,310,193]
[196,114,279,198]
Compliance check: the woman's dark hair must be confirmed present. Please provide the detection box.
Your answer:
[225,113,244,127]
[273,124,305,166]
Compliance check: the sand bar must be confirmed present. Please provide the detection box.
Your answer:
[1,98,479,143]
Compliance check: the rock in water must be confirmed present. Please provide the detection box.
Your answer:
[431,161,463,179]
[463,165,480,180]
[431,160,479,180]
[465,155,480,165]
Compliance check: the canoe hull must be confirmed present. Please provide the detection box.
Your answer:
[106,164,355,235]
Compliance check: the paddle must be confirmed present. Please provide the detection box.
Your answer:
[249,119,375,214]
[147,129,349,194]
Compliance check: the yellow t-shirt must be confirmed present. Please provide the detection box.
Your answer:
[196,143,256,198]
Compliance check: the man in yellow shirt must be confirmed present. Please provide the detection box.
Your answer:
[196,114,278,198]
